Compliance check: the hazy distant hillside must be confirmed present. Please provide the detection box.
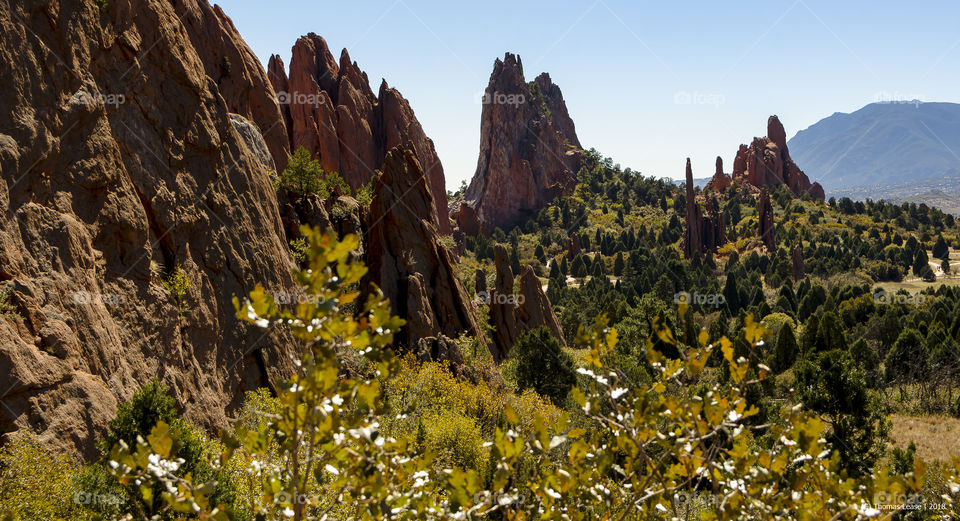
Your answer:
[788,102,960,191]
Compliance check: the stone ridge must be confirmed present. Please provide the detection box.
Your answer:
[270,35,452,233]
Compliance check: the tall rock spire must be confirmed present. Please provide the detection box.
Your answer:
[457,53,582,233]
[279,34,452,233]
[719,115,825,201]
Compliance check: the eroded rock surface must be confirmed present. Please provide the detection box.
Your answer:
[722,116,825,201]
[460,54,582,231]
[273,35,451,233]
[488,245,566,360]
[0,0,298,458]
[682,159,726,258]
[364,146,483,349]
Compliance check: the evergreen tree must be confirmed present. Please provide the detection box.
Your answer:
[723,272,741,314]
[814,311,847,352]
[510,246,521,275]
[933,235,949,259]
[770,325,798,373]
[885,329,928,391]
[571,255,587,278]
[509,327,576,405]
[794,350,889,476]
[800,314,820,353]
[850,338,879,385]
[613,252,625,277]
[549,259,561,279]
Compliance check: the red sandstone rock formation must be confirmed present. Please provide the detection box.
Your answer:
[566,232,582,260]
[706,155,732,193]
[460,54,582,232]
[792,244,806,281]
[273,35,451,233]
[488,245,566,360]
[722,116,825,201]
[267,54,294,152]
[0,0,298,458]
[682,160,727,258]
[174,0,290,173]
[758,188,777,252]
[364,146,483,349]
[451,203,483,237]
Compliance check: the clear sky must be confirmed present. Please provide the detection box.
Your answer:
[225,0,960,189]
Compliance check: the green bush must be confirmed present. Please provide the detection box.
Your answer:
[100,380,241,519]
[508,327,576,405]
[275,146,351,199]
[0,435,90,521]
[422,411,484,470]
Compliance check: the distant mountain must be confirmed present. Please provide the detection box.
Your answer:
[788,102,960,192]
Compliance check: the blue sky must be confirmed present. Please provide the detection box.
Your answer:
[226,0,960,188]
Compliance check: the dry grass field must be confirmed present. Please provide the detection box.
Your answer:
[889,414,960,462]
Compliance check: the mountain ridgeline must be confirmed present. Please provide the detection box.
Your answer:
[788,102,960,191]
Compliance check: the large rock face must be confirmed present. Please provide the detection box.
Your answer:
[364,146,483,349]
[460,54,582,232]
[682,159,726,258]
[174,0,290,173]
[488,245,566,360]
[272,35,451,233]
[0,0,298,458]
[721,116,825,201]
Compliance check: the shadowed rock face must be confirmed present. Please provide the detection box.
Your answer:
[722,116,825,201]
[758,188,777,252]
[792,244,806,281]
[0,0,298,458]
[488,245,566,361]
[174,0,290,173]
[682,159,726,258]
[364,146,484,350]
[460,53,582,232]
[271,35,451,233]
